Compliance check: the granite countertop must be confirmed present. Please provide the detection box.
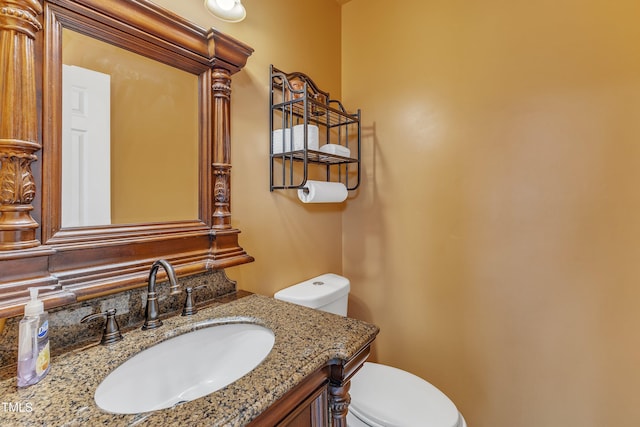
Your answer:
[0,293,379,426]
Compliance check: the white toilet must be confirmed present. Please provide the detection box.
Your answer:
[274,273,467,427]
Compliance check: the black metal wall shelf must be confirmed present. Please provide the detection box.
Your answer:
[270,65,361,192]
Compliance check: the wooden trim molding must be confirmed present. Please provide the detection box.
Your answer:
[0,0,254,318]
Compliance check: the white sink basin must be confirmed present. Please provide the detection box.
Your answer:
[95,322,275,414]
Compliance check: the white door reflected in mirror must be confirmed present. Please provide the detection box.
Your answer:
[62,65,111,228]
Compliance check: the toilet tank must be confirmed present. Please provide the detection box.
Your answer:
[274,273,350,316]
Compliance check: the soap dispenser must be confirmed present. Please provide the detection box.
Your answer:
[17,286,56,387]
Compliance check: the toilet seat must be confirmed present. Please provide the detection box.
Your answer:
[347,362,463,427]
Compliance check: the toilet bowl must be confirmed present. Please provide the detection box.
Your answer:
[274,273,467,427]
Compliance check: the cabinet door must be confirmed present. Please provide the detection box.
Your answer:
[277,385,328,427]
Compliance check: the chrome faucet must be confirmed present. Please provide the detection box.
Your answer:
[142,259,180,330]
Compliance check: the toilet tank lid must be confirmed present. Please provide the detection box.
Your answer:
[274,273,350,309]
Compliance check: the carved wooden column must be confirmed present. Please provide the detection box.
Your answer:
[0,0,42,250]
[205,29,254,265]
[211,67,232,230]
[329,381,351,427]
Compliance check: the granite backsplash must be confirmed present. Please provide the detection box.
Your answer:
[0,269,236,373]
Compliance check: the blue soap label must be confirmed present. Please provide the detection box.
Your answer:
[37,320,49,339]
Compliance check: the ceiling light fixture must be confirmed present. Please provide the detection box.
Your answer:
[204,0,246,23]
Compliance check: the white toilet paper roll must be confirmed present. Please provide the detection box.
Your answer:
[298,180,348,203]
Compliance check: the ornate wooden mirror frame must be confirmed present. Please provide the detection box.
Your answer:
[0,0,254,317]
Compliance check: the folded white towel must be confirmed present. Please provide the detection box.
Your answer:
[319,144,351,157]
[272,128,291,154]
[292,124,319,151]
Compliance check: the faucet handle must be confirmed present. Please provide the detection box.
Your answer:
[81,308,124,345]
[181,285,207,316]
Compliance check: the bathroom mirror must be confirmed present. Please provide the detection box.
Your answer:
[61,28,199,226]
[0,0,254,317]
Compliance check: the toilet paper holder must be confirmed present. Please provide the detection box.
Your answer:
[297,181,349,203]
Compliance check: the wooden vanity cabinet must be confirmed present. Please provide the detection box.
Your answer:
[247,368,333,427]
[248,345,371,427]
[280,387,329,427]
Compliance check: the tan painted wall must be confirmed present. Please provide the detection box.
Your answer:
[342,1,640,426]
[103,0,640,425]
[150,0,344,294]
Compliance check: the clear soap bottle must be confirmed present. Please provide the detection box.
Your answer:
[17,286,55,387]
